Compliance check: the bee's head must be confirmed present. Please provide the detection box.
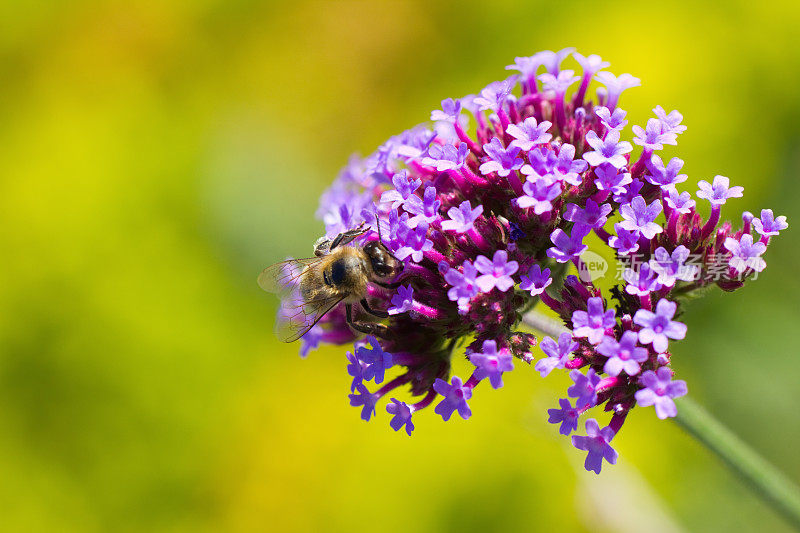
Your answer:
[363,241,403,279]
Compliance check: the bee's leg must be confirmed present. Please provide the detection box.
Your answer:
[346,304,394,339]
[360,298,389,318]
[313,237,332,257]
[331,223,369,250]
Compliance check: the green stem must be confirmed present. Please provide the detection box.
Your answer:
[673,397,800,529]
[521,310,800,529]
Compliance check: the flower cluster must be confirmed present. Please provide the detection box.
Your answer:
[303,48,787,473]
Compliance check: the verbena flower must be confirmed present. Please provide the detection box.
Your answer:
[535,332,578,377]
[634,368,688,419]
[571,419,618,474]
[298,48,785,473]
[548,398,580,435]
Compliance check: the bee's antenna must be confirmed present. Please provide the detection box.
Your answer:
[375,214,384,245]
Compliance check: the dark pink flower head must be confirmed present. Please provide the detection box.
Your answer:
[295,48,785,475]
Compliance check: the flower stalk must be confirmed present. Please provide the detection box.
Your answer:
[673,397,800,530]
[524,310,800,528]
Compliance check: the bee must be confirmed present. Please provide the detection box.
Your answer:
[258,223,404,342]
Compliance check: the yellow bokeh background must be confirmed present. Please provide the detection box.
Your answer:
[1,1,799,531]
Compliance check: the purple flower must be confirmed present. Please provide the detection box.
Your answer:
[595,72,641,110]
[420,143,469,171]
[633,118,677,151]
[506,54,545,79]
[649,245,698,286]
[623,262,663,296]
[619,196,663,239]
[523,144,587,186]
[596,331,649,376]
[469,340,514,389]
[430,98,462,123]
[348,384,378,421]
[386,399,415,435]
[571,419,618,474]
[574,52,610,77]
[345,349,371,394]
[564,199,612,229]
[519,264,552,296]
[479,137,523,177]
[380,170,422,209]
[444,260,479,311]
[535,332,578,377]
[441,200,484,233]
[568,368,601,408]
[548,398,580,435]
[633,299,687,353]
[550,144,588,185]
[582,130,633,169]
[299,325,323,358]
[394,126,437,160]
[613,179,643,205]
[538,70,580,94]
[572,297,616,345]
[356,336,394,384]
[753,209,788,237]
[594,106,628,131]
[593,163,632,194]
[474,250,519,292]
[507,117,553,151]
[724,234,767,273]
[473,77,516,111]
[635,367,688,419]
[663,187,695,214]
[394,221,433,262]
[537,47,575,74]
[516,176,562,214]
[318,187,371,237]
[696,175,744,206]
[608,224,640,256]
[653,105,687,135]
[646,155,687,188]
[547,224,591,263]
[433,376,472,421]
[302,49,786,465]
[388,285,414,315]
[405,186,441,228]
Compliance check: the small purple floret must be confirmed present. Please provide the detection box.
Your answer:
[469,340,514,389]
[388,285,414,315]
[596,331,649,376]
[433,376,473,421]
[519,264,552,296]
[548,398,580,435]
[571,419,618,474]
[386,399,415,435]
[572,297,616,345]
[635,367,688,419]
[633,299,687,353]
[474,250,519,293]
[568,368,601,409]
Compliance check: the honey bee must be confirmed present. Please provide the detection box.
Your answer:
[258,223,404,342]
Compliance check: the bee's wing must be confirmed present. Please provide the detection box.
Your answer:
[275,292,345,343]
[257,257,322,297]
[258,257,344,343]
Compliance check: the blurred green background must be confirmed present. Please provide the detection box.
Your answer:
[1,1,799,531]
